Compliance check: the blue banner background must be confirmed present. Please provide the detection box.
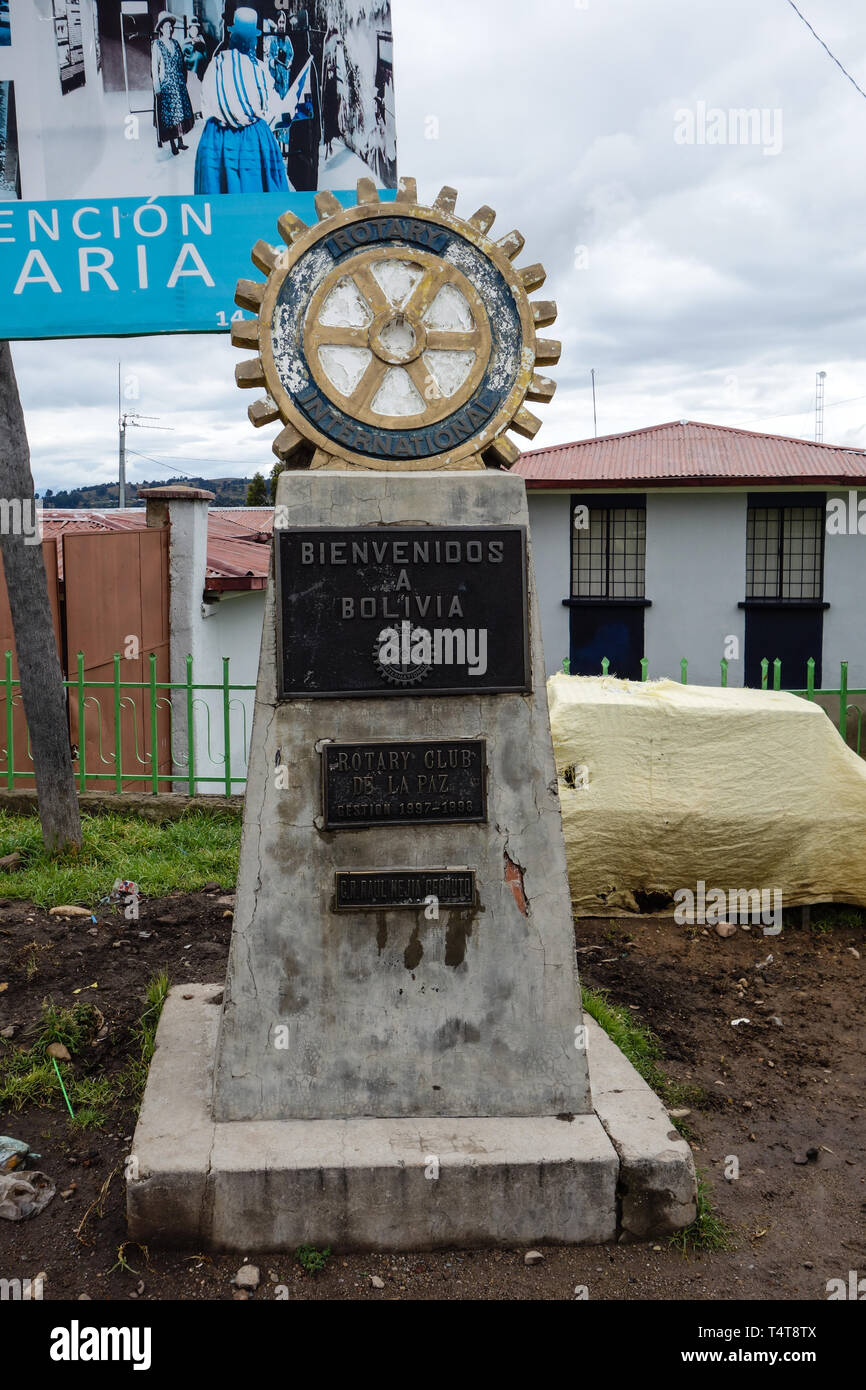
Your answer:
[0,189,397,340]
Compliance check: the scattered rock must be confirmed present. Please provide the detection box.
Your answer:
[847,947,861,959]
[234,1264,260,1290]
[46,1042,71,1061]
[60,1185,77,1200]
[715,922,737,938]
[202,882,221,893]
[0,1025,15,1038]
[87,927,98,937]
[370,1275,385,1289]
[769,1016,783,1028]
[804,1261,814,1270]
[233,1290,250,1301]
[524,1250,545,1266]
[49,905,91,918]
[0,851,22,870]
[217,895,235,907]
[78,1293,91,1300]
[806,1147,819,1162]
[222,910,233,919]
[669,1108,691,1119]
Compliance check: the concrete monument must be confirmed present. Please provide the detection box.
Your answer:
[128,179,696,1250]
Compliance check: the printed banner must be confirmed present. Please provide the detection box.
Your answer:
[0,0,397,338]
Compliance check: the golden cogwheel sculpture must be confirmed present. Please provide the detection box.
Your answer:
[231,176,560,473]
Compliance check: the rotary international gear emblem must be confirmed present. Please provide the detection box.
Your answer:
[231,177,560,472]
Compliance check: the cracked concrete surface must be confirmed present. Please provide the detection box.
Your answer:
[211,471,591,1122]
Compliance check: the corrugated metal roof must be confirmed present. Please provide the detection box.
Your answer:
[514,420,866,488]
[39,508,271,586]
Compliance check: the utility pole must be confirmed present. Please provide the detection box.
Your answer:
[116,362,172,509]
[591,369,598,438]
[118,364,126,507]
[815,370,827,444]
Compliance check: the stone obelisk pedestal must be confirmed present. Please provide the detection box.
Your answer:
[127,472,696,1250]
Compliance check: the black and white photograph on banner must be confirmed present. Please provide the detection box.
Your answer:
[0,79,19,196]
[9,0,396,200]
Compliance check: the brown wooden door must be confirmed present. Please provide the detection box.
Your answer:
[63,530,171,793]
[0,541,62,790]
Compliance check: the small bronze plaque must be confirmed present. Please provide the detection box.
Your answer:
[333,868,477,912]
[321,739,487,829]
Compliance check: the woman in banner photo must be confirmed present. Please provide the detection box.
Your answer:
[267,11,294,101]
[321,25,345,160]
[195,7,289,194]
[152,12,195,157]
[183,19,208,119]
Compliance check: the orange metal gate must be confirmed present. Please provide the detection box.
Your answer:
[0,529,171,793]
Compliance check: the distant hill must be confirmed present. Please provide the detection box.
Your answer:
[40,477,255,509]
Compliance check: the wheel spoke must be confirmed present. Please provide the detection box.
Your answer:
[425,330,481,352]
[406,356,440,404]
[313,326,370,348]
[351,266,391,317]
[351,357,389,413]
[405,262,448,320]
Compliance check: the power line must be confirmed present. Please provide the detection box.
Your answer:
[736,392,866,428]
[783,0,866,103]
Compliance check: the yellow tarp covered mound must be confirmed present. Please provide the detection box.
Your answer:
[547,674,866,916]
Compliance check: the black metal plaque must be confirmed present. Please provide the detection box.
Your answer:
[321,739,487,829]
[275,526,529,699]
[333,868,477,912]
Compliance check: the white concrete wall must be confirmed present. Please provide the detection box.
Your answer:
[193,590,264,794]
[526,492,571,678]
[644,491,748,687]
[822,488,866,689]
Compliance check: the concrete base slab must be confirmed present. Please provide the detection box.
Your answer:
[127,986,696,1251]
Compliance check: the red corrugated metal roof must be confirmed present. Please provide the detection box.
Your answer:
[514,420,866,488]
[39,508,271,587]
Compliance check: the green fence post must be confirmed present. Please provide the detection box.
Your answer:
[186,654,195,797]
[222,657,232,797]
[773,658,781,691]
[76,652,86,792]
[562,658,570,675]
[640,658,648,682]
[720,658,728,688]
[149,653,159,795]
[601,657,609,676]
[113,653,123,794]
[840,661,849,742]
[761,658,769,690]
[680,658,688,684]
[806,658,815,701]
[5,651,13,790]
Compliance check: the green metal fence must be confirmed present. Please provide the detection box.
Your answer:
[561,657,866,757]
[3,648,864,796]
[1,651,256,796]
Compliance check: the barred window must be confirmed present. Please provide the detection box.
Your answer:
[746,505,824,600]
[572,505,646,599]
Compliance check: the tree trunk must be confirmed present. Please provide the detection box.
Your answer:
[0,341,81,853]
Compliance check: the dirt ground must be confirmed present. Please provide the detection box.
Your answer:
[1,891,863,1302]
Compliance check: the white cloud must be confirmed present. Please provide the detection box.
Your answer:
[12,0,866,488]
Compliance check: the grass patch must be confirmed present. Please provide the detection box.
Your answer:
[808,904,866,933]
[0,975,170,1124]
[669,1175,734,1254]
[0,809,240,908]
[581,985,706,1124]
[296,1245,331,1276]
[124,970,170,1107]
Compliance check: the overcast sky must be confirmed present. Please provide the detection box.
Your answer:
[13,0,866,493]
